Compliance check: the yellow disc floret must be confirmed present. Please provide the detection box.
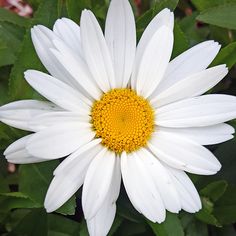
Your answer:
[91,89,154,153]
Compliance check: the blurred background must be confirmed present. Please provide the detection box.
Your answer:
[0,0,236,235]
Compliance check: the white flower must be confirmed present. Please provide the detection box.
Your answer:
[1,0,236,235]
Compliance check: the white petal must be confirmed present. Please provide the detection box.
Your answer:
[50,39,102,100]
[53,18,82,56]
[87,156,121,236]
[156,94,236,127]
[157,124,234,145]
[80,10,116,91]
[121,151,166,223]
[133,26,173,98]
[138,148,181,213]
[4,135,44,164]
[148,131,221,175]
[105,0,136,88]
[165,165,202,213]
[24,70,91,113]
[87,201,116,236]
[131,8,173,89]
[0,100,60,131]
[82,148,116,219]
[53,139,102,175]
[44,140,102,213]
[26,123,95,159]
[29,111,90,131]
[151,65,228,108]
[154,41,221,94]
[31,26,77,87]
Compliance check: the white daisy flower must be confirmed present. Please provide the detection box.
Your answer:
[1,0,236,235]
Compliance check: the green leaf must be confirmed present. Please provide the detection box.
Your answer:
[214,185,236,224]
[147,212,184,236]
[195,196,222,227]
[0,8,29,27]
[8,0,63,101]
[114,220,148,236]
[19,161,76,215]
[0,22,25,55]
[213,139,236,185]
[209,25,234,46]
[66,0,92,23]
[179,12,209,45]
[78,219,89,236]
[211,42,236,69]
[191,0,236,11]
[0,22,24,72]
[0,193,40,212]
[108,216,123,236]
[200,180,228,202]
[212,225,236,236]
[8,209,48,236]
[180,213,208,236]
[117,191,143,223]
[197,4,236,30]
[136,0,179,38]
[172,22,189,59]
[48,214,80,236]
[0,40,16,67]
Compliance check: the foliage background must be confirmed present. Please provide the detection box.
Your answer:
[0,0,236,235]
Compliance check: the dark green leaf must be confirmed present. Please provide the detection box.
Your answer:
[209,25,234,46]
[66,0,91,23]
[19,161,76,215]
[211,42,236,69]
[172,22,189,59]
[197,4,236,30]
[191,0,236,11]
[180,213,208,236]
[195,196,221,227]
[8,209,47,236]
[211,225,236,236]
[0,40,16,67]
[179,12,209,45]
[0,22,25,55]
[136,0,179,38]
[114,220,147,236]
[0,192,40,212]
[0,8,29,27]
[9,0,63,101]
[214,139,236,185]
[48,214,80,236]
[79,219,89,236]
[147,212,184,236]
[200,180,228,202]
[214,185,236,224]
[108,216,123,236]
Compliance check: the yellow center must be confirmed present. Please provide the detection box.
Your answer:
[91,89,154,153]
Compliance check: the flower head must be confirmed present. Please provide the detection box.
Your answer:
[1,0,236,235]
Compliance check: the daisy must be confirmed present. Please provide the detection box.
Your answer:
[1,0,236,235]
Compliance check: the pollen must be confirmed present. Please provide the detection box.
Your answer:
[91,89,155,153]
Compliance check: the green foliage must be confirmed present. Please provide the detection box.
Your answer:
[197,4,236,30]
[214,186,236,225]
[136,0,179,38]
[0,8,29,27]
[66,0,92,23]
[1,0,236,235]
[172,22,189,58]
[19,161,76,215]
[191,0,236,11]
[211,42,236,69]
[147,213,184,236]
[9,0,63,101]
